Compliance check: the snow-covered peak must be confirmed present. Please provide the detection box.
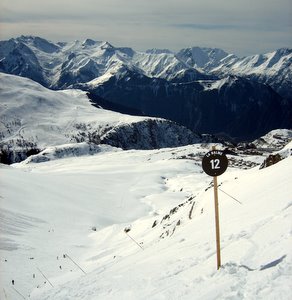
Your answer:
[176,46,232,71]
[132,51,187,79]
[100,41,114,50]
[81,38,101,47]
[116,47,135,58]
[17,35,60,53]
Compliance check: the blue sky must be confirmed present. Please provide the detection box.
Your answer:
[0,0,291,56]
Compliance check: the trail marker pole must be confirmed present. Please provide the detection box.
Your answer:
[213,172,221,270]
[202,146,228,270]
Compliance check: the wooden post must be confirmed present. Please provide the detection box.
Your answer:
[213,173,221,269]
[212,145,221,270]
[203,146,227,271]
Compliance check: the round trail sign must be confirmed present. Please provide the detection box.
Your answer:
[202,150,228,177]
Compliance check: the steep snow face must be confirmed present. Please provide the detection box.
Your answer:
[132,51,187,79]
[0,73,204,163]
[0,38,46,85]
[0,138,291,300]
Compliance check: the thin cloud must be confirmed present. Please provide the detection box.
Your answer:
[173,23,242,31]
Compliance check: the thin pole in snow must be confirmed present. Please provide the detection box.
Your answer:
[36,267,54,287]
[11,286,26,300]
[124,232,144,250]
[65,254,87,275]
[3,288,8,300]
[218,188,242,205]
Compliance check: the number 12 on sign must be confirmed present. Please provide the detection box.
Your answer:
[210,159,220,170]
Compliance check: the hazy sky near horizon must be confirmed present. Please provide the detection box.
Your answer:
[1,0,291,56]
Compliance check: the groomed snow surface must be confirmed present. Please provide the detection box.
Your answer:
[1,143,291,300]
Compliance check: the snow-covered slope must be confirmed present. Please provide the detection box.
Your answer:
[253,129,292,150]
[0,72,205,163]
[0,139,291,299]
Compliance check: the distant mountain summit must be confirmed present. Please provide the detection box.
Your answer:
[0,36,291,141]
[176,46,232,71]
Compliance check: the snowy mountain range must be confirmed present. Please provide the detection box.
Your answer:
[1,36,291,96]
[1,36,291,141]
